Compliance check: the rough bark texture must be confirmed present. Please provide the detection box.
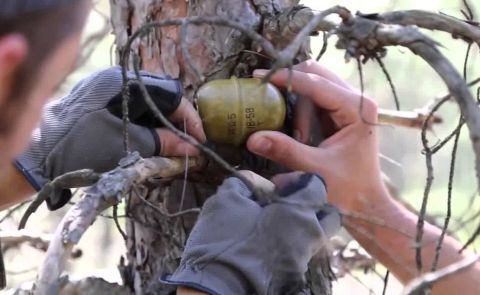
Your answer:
[109,1,329,294]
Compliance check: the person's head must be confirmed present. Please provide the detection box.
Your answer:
[0,0,91,169]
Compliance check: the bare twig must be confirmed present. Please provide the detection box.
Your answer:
[315,32,329,61]
[373,10,480,44]
[415,93,449,272]
[1,230,51,253]
[34,153,202,295]
[112,204,127,241]
[19,169,99,230]
[461,220,480,251]
[432,116,462,271]
[261,7,341,82]
[377,109,442,129]
[375,54,400,110]
[0,230,81,258]
[338,14,480,188]
[382,270,390,295]
[461,0,475,21]
[464,43,472,80]
[402,256,480,295]
[0,201,30,224]
[432,38,472,269]
[133,186,200,218]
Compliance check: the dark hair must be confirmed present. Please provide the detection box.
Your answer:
[0,0,89,134]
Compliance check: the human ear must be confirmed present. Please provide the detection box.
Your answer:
[0,34,28,108]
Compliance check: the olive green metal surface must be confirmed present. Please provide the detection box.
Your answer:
[197,77,286,146]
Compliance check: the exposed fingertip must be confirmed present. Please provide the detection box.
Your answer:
[253,69,268,78]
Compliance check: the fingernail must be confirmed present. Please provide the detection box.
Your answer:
[253,69,268,78]
[251,137,272,154]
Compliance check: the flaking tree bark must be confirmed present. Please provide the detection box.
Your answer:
[109,0,333,294]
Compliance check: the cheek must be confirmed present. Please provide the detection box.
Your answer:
[6,35,81,158]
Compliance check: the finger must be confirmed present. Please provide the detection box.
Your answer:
[156,128,200,156]
[293,96,313,144]
[254,69,377,125]
[246,131,322,172]
[238,170,275,193]
[293,59,357,92]
[270,172,304,190]
[169,97,207,143]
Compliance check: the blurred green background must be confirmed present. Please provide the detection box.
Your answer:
[2,0,479,294]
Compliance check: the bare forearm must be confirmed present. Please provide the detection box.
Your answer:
[345,185,480,294]
[0,164,35,210]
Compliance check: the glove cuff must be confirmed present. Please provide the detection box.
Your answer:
[14,159,45,191]
[161,262,251,295]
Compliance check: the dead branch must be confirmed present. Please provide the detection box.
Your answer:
[378,109,442,129]
[402,255,480,295]
[19,169,100,230]
[373,10,480,44]
[330,9,480,271]
[1,230,51,252]
[0,230,81,258]
[0,201,30,224]
[7,276,130,295]
[34,152,202,295]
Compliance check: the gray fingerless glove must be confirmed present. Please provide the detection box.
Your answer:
[162,173,341,295]
[15,66,182,210]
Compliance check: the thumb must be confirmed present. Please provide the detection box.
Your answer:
[246,131,321,172]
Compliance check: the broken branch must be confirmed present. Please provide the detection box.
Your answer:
[378,109,443,129]
[34,153,202,295]
[402,255,480,294]
[374,10,480,45]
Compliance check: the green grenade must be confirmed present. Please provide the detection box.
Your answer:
[197,77,286,146]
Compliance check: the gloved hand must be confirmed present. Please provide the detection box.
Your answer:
[15,66,206,210]
[161,172,341,295]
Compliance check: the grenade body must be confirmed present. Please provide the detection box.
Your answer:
[197,77,286,146]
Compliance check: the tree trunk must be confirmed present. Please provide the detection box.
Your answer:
[109,0,331,294]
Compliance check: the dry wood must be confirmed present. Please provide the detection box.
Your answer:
[402,255,480,294]
[34,153,202,295]
[378,109,443,129]
[375,10,480,44]
[8,276,130,295]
